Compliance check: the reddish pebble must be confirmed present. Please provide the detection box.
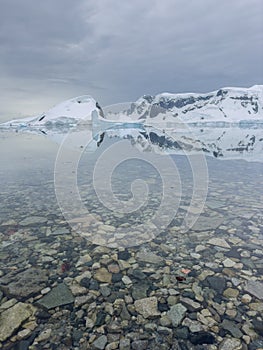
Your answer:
[61,261,70,273]
[176,276,186,282]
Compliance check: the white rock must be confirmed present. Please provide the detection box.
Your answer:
[222,258,235,268]
[208,238,230,249]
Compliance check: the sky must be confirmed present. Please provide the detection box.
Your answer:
[0,0,262,120]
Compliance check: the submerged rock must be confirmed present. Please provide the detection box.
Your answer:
[0,302,36,342]
[134,297,160,318]
[36,283,74,310]
[136,251,163,264]
[0,268,48,299]
[167,303,187,327]
[189,331,216,345]
[244,280,263,300]
[19,216,47,226]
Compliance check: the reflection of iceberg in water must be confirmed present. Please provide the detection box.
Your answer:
[4,120,261,162]
[0,95,262,162]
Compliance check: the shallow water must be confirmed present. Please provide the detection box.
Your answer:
[0,127,263,349]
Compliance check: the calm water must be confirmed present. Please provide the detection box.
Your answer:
[0,126,263,349]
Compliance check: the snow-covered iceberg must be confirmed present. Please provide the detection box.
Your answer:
[112,85,263,125]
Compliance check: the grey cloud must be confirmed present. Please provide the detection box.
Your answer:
[0,0,262,119]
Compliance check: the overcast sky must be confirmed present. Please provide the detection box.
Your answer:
[0,0,262,120]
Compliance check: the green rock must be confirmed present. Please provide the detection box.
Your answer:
[36,283,74,310]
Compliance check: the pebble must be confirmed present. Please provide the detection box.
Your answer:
[208,238,231,249]
[222,258,236,268]
[167,303,187,327]
[92,335,108,350]
[134,297,160,318]
[219,338,242,350]
[223,288,239,299]
[94,268,112,283]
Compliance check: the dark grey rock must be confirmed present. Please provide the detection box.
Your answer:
[221,319,243,338]
[252,319,263,336]
[249,339,263,350]
[0,268,48,299]
[189,331,216,345]
[205,276,226,294]
[95,311,106,326]
[130,269,146,280]
[180,297,202,312]
[120,304,131,321]
[174,326,189,340]
[112,273,123,283]
[80,277,90,288]
[36,283,74,310]
[118,250,131,260]
[132,282,149,300]
[72,329,83,343]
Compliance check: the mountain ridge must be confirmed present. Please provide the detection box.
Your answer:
[117,85,263,123]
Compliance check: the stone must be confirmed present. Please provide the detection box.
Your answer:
[36,283,74,310]
[108,264,120,274]
[252,319,263,336]
[134,297,160,318]
[130,269,146,280]
[167,303,187,327]
[0,268,48,299]
[122,276,132,285]
[100,286,111,297]
[106,342,118,350]
[219,338,242,350]
[76,254,92,267]
[86,317,95,329]
[131,283,149,300]
[221,319,243,338]
[206,276,226,294]
[93,335,108,350]
[75,294,94,307]
[17,328,32,340]
[244,280,263,300]
[19,216,47,225]
[208,238,231,249]
[192,215,225,231]
[0,302,35,342]
[223,288,239,299]
[118,250,131,261]
[35,328,52,342]
[182,318,204,332]
[189,331,216,345]
[222,258,235,268]
[48,228,70,235]
[0,298,17,311]
[160,315,172,327]
[131,340,148,350]
[119,338,131,350]
[242,322,258,340]
[94,268,112,283]
[198,270,214,281]
[180,297,202,312]
[174,326,189,339]
[241,294,252,303]
[136,251,163,264]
